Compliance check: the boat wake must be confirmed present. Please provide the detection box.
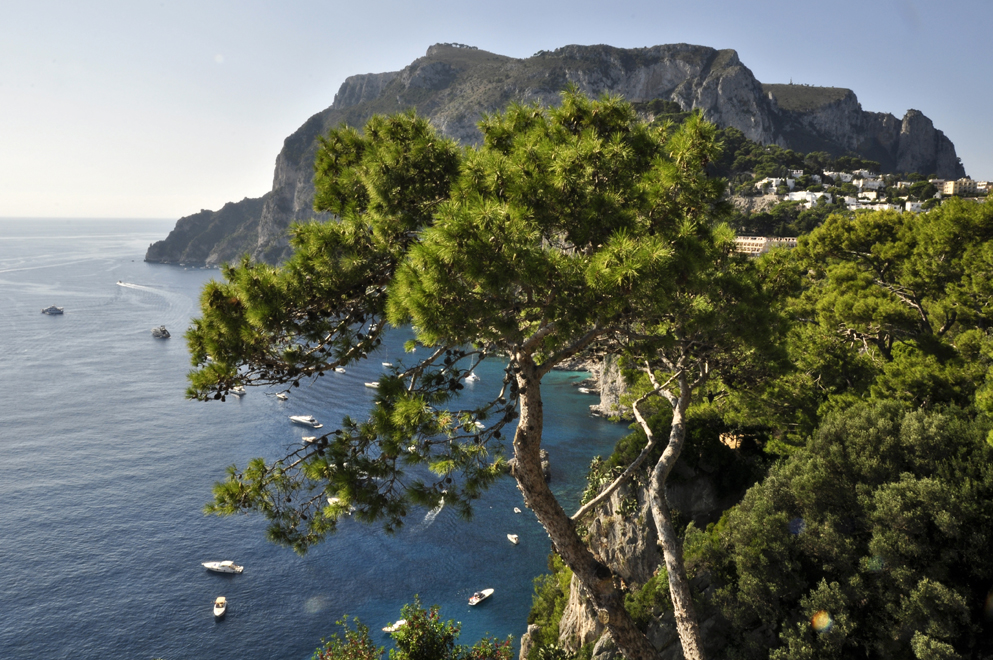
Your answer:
[416,499,445,531]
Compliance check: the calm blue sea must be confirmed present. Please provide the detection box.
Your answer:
[0,219,628,660]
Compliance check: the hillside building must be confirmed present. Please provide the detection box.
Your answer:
[734,236,798,257]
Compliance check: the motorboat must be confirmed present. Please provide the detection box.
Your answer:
[577,387,597,394]
[202,560,244,574]
[275,392,288,400]
[507,534,519,545]
[468,588,494,606]
[382,362,393,367]
[464,372,479,382]
[151,325,170,338]
[513,507,522,514]
[302,436,317,444]
[229,386,246,397]
[213,596,227,618]
[334,367,346,373]
[364,382,378,389]
[289,415,323,428]
[474,421,485,429]
[41,305,64,315]
[382,619,407,633]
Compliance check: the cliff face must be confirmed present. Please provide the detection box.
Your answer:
[763,84,964,178]
[146,42,966,266]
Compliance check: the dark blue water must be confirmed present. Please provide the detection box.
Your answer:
[0,219,627,660]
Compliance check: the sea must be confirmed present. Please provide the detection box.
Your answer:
[0,219,630,660]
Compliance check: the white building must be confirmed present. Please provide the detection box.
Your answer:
[754,177,796,193]
[824,171,853,183]
[735,236,798,257]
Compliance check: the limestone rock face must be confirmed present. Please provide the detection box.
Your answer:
[149,42,965,266]
[559,483,660,652]
[590,354,626,418]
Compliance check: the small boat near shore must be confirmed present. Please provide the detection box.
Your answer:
[213,596,227,618]
[151,325,170,338]
[513,507,522,514]
[275,392,288,400]
[364,382,378,389]
[468,588,494,606]
[507,534,519,544]
[382,619,407,633]
[202,560,243,574]
[290,415,323,428]
[229,386,246,396]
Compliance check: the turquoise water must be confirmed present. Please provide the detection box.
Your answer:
[0,219,628,660]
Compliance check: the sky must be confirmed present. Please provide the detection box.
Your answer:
[1,0,990,219]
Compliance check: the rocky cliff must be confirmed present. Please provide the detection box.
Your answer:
[146,42,966,266]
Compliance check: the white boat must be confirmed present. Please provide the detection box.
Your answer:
[213,596,227,617]
[382,362,393,367]
[364,382,378,389]
[151,325,171,338]
[465,372,479,382]
[507,534,519,544]
[202,560,244,574]
[41,305,64,315]
[577,387,597,394]
[302,436,317,444]
[229,386,246,396]
[382,619,407,633]
[275,392,288,400]
[334,367,346,373]
[474,421,485,429]
[468,588,494,606]
[513,507,522,514]
[289,415,323,428]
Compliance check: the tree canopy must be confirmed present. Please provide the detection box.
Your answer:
[699,402,993,660]
[186,90,782,660]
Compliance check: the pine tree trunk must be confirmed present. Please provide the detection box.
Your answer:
[647,383,707,660]
[512,355,660,660]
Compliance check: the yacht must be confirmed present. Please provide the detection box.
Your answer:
[229,386,246,397]
[202,560,244,574]
[289,415,323,428]
[364,382,378,389]
[41,305,64,315]
[468,588,494,606]
[382,619,407,633]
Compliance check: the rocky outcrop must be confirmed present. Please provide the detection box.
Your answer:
[763,85,964,179]
[149,43,966,266]
[559,483,659,652]
[144,196,267,266]
[590,354,627,418]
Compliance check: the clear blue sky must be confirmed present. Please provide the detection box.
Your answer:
[2,0,989,219]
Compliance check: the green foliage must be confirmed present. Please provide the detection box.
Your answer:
[624,570,673,629]
[313,599,513,660]
[746,198,993,441]
[187,88,751,558]
[710,403,993,660]
[526,554,573,659]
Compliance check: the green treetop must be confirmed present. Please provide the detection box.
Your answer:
[186,90,781,660]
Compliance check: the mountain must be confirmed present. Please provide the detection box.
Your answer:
[145,42,965,266]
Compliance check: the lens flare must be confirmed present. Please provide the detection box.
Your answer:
[811,610,834,633]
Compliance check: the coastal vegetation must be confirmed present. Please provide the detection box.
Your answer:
[186,87,993,659]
